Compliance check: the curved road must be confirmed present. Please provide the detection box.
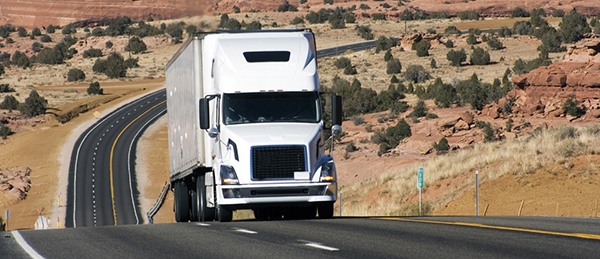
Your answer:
[65,89,166,227]
[6,216,600,258]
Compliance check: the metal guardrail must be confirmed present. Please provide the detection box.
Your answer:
[147,181,170,224]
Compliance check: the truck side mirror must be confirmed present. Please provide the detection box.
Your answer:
[331,95,343,127]
[199,98,210,130]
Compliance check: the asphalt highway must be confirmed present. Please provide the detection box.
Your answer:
[65,89,166,227]
[5,216,600,258]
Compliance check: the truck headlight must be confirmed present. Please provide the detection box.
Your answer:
[220,165,239,185]
[320,161,336,182]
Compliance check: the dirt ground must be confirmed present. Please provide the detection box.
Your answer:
[1,15,598,229]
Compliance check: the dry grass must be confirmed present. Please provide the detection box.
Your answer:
[340,124,600,217]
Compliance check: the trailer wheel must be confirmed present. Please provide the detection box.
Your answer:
[217,205,232,222]
[197,175,215,222]
[318,202,334,219]
[174,180,190,222]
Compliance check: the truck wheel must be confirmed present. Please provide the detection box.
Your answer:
[217,205,232,222]
[197,175,215,222]
[318,203,334,219]
[190,181,199,222]
[174,180,190,222]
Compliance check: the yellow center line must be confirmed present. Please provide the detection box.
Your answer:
[109,100,166,225]
[376,217,600,241]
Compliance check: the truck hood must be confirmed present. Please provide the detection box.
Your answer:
[222,123,321,147]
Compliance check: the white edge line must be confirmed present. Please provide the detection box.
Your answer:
[11,231,45,259]
[235,228,258,234]
[128,107,166,224]
[73,90,164,228]
[195,222,211,226]
[305,242,339,251]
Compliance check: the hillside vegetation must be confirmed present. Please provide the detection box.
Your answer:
[340,125,600,216]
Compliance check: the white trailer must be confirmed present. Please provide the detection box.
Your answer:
[166,29,342,222]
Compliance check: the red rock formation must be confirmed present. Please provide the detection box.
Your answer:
[407,0,599,17]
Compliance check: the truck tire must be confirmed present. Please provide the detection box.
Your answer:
[318,202,334,219]
[197,175,215,222]
[174,180,190,222]
[190,180,199,222]
[217,205,232,222]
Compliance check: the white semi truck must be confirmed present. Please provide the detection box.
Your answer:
[165,29,343,222]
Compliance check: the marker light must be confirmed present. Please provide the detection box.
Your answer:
[220,165,239,185]
[320,162,336,182]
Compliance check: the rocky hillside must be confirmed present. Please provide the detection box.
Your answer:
[2,0,600,28]
[490,34,600,122]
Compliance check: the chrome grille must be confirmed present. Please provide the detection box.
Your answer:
[252,146,306,180]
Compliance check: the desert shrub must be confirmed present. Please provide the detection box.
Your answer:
[455,73,488,110]
[433,137,450,151]
[372,13,386,20]
[497,26,512,37]
[430,58,437,69]
[458,11,480,20]
[105,41,113,49]
[352,115,365,125]
[355,25,374,40]
[513,21,532,35]
[31,27,41,36]
[537,30,565,52]
[390,75,399,83]
[124,57,139,68]
[61,23,77,35]
[445,39,454,48]
[87,82,103,95]
[408,99,428,118]
[512,56,551,75]
[166,23,184,38]
[444,25,460,35]
[328,9,346,29]
[563,95,585,117]
[18,90,47,117]
[344,13,356,23]
[400,9,413,21]
[530,8,547,27]
[470,47,490,65]
[290,16,305,25]
[0,84,13,93]
[506,118,513,132]
[40,34,51,42]
[386,58,402,74]
[559,10,591,43]
[0,95,19,111]
[359,4,370,10]
[344,65,357,75]
[334,57,351,69]
[0,125,12,139]
[404,64,431,83]
[105,16,132,36]
[91,27,105,36]
[486,36,504,50]
[511,7,530,18]
[306,11,325,24]
[67,68,86,82]
[345,142,358,153]
[31,42,43,52]
[83,48,103,58]
[466,33,478,45]
[552,9,565,18]
[245,21,262,30]
[11,51,30,68]
[17,26,27,37]
[373,118,412,154]
[0,64,3,76]
[446,48,467,66]
[93,52,127,78]
[125,36,147,54]
[413,40,430,57]
[434,81,458,108]
[384,50,393,61]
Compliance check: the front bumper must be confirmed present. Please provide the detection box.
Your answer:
[217,182,337,207]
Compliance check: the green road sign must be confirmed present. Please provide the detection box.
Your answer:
[418,168,423,189]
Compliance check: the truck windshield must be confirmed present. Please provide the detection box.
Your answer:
[223,92,321,125]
